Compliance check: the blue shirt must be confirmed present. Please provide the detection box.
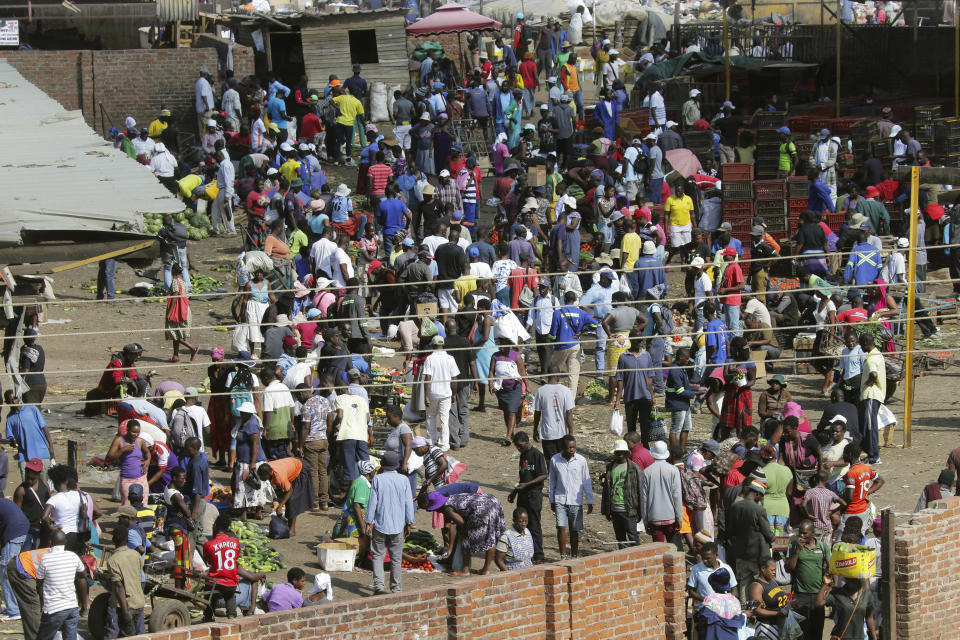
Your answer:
[351,356,371,375]
[561,227,581,271]
[308,213,329,236]
[5,406,50,463]
[839,345,865,381]
[366,470,415,535]
[615,351,653,402]
[579,282,616,320]
[843,242,882,285]
[808,180,836,213]
[665,366,696,410]
[710,237,744,257]
[266,97,288,130]
[378,198,406,237]
[185,454,210,501]
[359,142,379,164]
[267,80,290,100]
[329,195,352,223]
[548,305,597,351]
[628,255,667,300]
[395,172,422,204]
[468,240,497,266]
[705,318,729,365]
[0,497,30,544]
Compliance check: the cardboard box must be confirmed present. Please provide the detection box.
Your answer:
[316,542,357,572]
[415,301,438,318]
[750,350,768,379]
[527,165,546,187]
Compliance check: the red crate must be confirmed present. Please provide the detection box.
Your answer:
[721,162,755,181]
[754,179,786,199]
[788,197,808,214]
[755,199,785,216]
[728,218,752,238]
[825,213,845,231]
[831,117,863,136]
[787,115,810,135]
[722,200,754,219]
[810,117,832,133]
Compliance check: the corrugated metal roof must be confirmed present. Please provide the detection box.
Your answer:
[157,0,199,22]
[0,60,182,248]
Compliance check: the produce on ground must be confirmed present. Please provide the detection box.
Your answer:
[143,210,214,241]
[230,521,285,572]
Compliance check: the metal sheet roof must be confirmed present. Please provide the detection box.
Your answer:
[0,60,182,248]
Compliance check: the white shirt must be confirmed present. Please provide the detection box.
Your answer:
[455,235,471,252]
[648,91,666,126]
[421,351,460,399]
[37,546,86,614]
[150,151,177,178]
[694,272,713,307]
[687,560,737,598]
[325,248,355,288]
[262,379,296,413]
[884,251,906,284]
[183,404,212,449]
[132,136,156,158]
[310,237,337,274]
[283,362,313,389]
[251,118,268,153]
[222,88,242,122]
[423,235,446,257]
[623,146,641,182]
[602,60,623,87]
[195,76,215,113]
[528,294,559,335]
[469,262,493,278]
[45,490,88,534]
[744,298,771,327]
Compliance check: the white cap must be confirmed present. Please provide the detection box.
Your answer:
[642,240,656,255]
[690,256,705,267]
[665,120,679,129]
[298,143,309,151]
[439,169,451,177]
[644,131,658,141]
[266,167,279,176]
[830,414,848,424]
[237,401,256,414]
[722,100,735,110]
[207,119,218,127]
[609,49,619,55]
[539,103,549,110]
[889,124,902,138]
[280,142,294,152]
[689,88,702,98]
[602,38,611,45]
[897,237,909,248]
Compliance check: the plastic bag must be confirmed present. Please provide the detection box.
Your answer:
[369,82,389,122]
[878,403,897,428]
[268,514,291,540]
[609,409,624,436]
[493,310,530,345]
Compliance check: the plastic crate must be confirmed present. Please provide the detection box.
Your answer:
[809,117,832,134]
[825,212,845,231]
[722,180,753,200]
[727,218,752,237]
[757,212,787,234]
[916,123,935,140]
[787,178,810,197]
[831,117,862,136]
[935,137,960,155]
[754,199,785,216]
[915,105,941,123]
[941,153,960,168]
[787,115,810,135]
[754,179,786,199]
[788,197,808,214]
[757,111,787,129]
[683,130,713,152]
[870,138,894,158]
[721,162,754,181]
[722,199,754,219]
[885,201,904,221]
[849,120,879,140]
[757,129,781,144]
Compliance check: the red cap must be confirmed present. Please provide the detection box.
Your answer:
[281,335,298,347]
[925,203,945,221]
[722,246,738,257]
[366,259,383,274]
[25,458,43,472]
[864,185,880,198]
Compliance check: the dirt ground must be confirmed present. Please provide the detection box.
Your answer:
[2,163,959,638]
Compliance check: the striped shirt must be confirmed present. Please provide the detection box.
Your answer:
[367,163,393,196]
[458,168,478,205]
[36,546,86,614]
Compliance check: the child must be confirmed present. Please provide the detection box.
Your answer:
[802,470,847,543]
[665,347,702,450]
[357,223,380,297]
[262,567,306,612]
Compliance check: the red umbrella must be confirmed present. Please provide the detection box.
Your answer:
[405,2,502,35]
[665,148,703,179]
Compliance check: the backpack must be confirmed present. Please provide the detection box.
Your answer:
[169,407,198,453]
[631,148,649,177]
[76,491,91,540]
[318,96,338,126]
[229,364,255,417]
[518,269,536,308]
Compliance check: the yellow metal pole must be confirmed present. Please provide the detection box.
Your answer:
[955,0,959,117]
[724,8,730,101]
[903,166,920,449]
[835,0,841,118]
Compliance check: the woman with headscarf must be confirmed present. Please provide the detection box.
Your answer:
[206,347,233,467]
[757,375,792,422]
[492,132,510,177]
[425,490,506,575]
[696,567,747,639]
[505,89,523,150]
[811,292,840,396]
[165,263,199,363]
[717,337,755,441]
[433,114,453,173]
[232,401,272,519]
[489,337,527,447]
[332,459,377,562]
[245,178,270,251]
[150,142,179,193]
[494,507,535,570]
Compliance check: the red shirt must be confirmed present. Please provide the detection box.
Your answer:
[630,443,655,470]
[720,262,744,306]
[203,534,240,587]
[837,307,869,324]
[844,462,878,515]
[509,267,539,309]
[367,163,393,196]
[300,113,323,139]
[98,357,138,392]
[519,60,538,89]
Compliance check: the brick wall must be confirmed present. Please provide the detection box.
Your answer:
[1,47,254,138]
[893,496,960,639]
[124,543,686,640]
[408,32,476,80]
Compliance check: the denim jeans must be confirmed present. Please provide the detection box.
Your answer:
[163,246,192,292]
[1,535,26,616]
[723,303,741,337]
[104,606,145,639]
[594,321,608,373]
[694,305,707,332]
[37,607,79,640]
[97,259,117,300]
[572,89,584,119]
[340,438,370,486]
[647,177,664,204]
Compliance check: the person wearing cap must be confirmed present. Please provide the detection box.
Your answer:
[558,51,583,120]
[892,125,923,168]
[148,107,171,141]
[626,239,666,301]
[775,125,798,177]
[201,117,225,155]
[857,184,890,236]
[658,120,682,153]
[637,441,682,543]
[599,439,644,549]
[11,454,49,550]
[645,131,665,203]
[682,89,702,130]
[366,450,415,594]
[715,245,744,336]
[553,92,577,168]
[725,477,774,595]
[421,335,460,452]
[809,128,841,198]
[711,100,740,164]
[411,111,436,175]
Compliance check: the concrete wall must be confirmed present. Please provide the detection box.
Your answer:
[1,46,254,138]
[124,543,686,640]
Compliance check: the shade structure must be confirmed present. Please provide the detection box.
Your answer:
[405,2,502,35]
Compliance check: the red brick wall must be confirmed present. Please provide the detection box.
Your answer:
[408,32,477,80]
[1,47,254,138]
[123,544,686,640]
[893,496,960,639]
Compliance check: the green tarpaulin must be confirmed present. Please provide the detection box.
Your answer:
[637,51,773,86]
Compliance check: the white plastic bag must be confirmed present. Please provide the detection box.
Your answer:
[609,409,624,436]
[878,403,897,428]
[370,82,389,122]
[493,311,530,345]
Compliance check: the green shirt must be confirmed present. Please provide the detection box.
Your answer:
[778,141,797,171]
[346,475,371,508]
[857,199,891,234]
[264,405,293,441]
[610,463,627,511]
[106,547,146,609]
[762,462,793,518]
[789,540,829,594]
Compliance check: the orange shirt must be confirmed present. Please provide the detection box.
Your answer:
[268,458,303,492]
[844,462,878,515]
[264,234,290,259]
[17,548,51,578]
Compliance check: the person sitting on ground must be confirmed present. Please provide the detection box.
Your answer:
[261,567,306,612]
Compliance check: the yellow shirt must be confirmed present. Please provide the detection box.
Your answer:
[177,174,203,199]
[280,159,301,184]
[621,232,641,272]
[148,119,168,140]
[860,348,887,402]
[453,275,478,306]
[664,194,694,227]
[288,229,309,256]
[333,94,364,127]
[389,246,404,267]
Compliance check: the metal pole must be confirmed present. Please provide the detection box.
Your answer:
[880,509,896,640]
[956,0,959,116]
[903,165,920,449]
[723,8,730,101]
[835,0,841,118]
